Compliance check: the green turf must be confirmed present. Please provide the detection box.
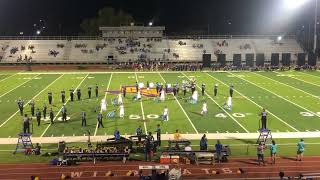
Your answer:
[0,71,319,138]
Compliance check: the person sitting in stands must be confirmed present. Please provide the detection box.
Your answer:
[184,145,192,151]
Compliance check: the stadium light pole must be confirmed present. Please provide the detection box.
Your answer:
[284,0,317,52]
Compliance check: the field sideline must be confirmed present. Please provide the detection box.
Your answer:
[0,70,319,143]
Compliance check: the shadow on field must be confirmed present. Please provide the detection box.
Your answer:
[281,156,297,161]
[233,138,256,145]
[236,159,258,165]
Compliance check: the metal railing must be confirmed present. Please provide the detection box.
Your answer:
[0,35,297,40]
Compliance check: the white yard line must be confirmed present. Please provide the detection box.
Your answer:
[17,70,250,75]
[261,72,320,100]
[158,73,199,134]
[281,72,320,88]
[232,72,320,118]
[94,73,113,136]
[0,74,65,128]
[0,71,22,83]
[40,74,89,137]
[206,73,299,132]
[299,71,320,80]
[181,72,249,133]
[135,73,147,134]
[0,74,40,98]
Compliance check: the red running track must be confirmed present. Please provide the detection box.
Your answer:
[1,156,320,180]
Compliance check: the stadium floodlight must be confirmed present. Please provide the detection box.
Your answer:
[283,0,308,10]
[36,30,41,35]
[148,22,153,26]
[277,36,283,41]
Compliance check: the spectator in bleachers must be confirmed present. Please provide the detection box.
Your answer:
[49,50,59,57]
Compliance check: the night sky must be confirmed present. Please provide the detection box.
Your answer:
[0,0,315,36]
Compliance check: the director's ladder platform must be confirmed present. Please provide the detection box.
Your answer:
[13,133,33,154]
[256,129,272,145]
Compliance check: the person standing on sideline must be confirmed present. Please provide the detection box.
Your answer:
[173,129,181,140]
[260,108,267,130]
[48,91,53,105]
[61,89,66,103]
[136,126,143,142]
[296,139,305,161]
[215,140,223,163]
[257,142,266,166]
[155,124,161,146]
[214,84,218,97]
[270,140,277,164]
[144,132,153,161]
[81,112,86,127]
[229,84,234,97]
[49,108,54,124]
[200,134,208,150]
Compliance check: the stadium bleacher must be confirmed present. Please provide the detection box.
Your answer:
[0,36,305,65]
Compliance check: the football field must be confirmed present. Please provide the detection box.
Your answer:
[0,70,319,141]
